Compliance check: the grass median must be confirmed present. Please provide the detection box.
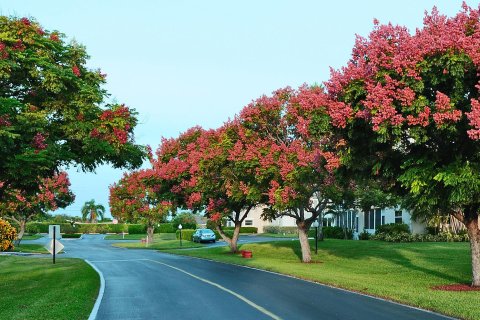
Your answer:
[105,233,176,240]
[0,256,99,320]
[113,239,204,250]
[166,239,479,320]
[12,243,48,253]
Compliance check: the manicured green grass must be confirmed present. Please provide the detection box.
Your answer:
[0,256,99,320]
[167,239,479,320]
[104,233,176,240]
[113,239,204,250]
[12,244,48,254]
[21,234,44,240]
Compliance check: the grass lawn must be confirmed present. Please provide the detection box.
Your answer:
[0,256,99,320]
[12,243,48,254]
[21,234,44,240]
[104,233,176,240]
[166,239,480,320]
[113,238,205,250]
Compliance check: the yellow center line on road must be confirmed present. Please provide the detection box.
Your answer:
[146,259,282,320]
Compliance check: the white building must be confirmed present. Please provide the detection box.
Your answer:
[228,205,426,236]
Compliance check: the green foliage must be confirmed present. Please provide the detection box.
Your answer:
[171,213,197,230]
[176,229,195,241]
[128,224,147,234]
[358,230,371,240]
[61,233,82,238]
[81,200,105,222]
[25,222,76,234]
[156,223,175,233]
[372,232,469,243]
[214,230,234,240]
[223,226,258,234]
[375,223,410,236]
[320,226,354,240]
[263,226,299,234]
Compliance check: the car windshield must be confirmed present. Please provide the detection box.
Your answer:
[201,230,214,234]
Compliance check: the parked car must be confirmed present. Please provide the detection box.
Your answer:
[192,228,216,243]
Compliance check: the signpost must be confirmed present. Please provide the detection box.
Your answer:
[45,225,63,264]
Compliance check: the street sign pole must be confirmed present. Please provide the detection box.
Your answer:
[53,226,56,264]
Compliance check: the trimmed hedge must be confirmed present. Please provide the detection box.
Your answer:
[214,230,234,240]
[321,226,353,240]
[375,223,410,235]
[128,224,147,234]
[372,232,469,242]
[61,233,82,238]
[157,223,175,233]
[223,226,258,234]
[26,222,131,234]
[175,229,195,241]
[26,222,76,234]
[263,226,299,234]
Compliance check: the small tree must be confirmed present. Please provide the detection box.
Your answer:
[171,213,197,230]
[81,200,105,223]
[0,172,74,244]
[110,170,171,243]
[0,218,17,251]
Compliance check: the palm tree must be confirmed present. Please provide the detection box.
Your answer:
[81,200,105,223]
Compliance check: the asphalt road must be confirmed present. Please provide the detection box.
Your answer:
[29,235,453,320]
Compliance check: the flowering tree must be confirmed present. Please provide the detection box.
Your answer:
[0,16,144,204]
[324,5,480,286]
[109,170,171,243]
[0,172,74,243]
[234,87,344,262]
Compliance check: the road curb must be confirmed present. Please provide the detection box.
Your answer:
[161,252,456,320]
[85,259,105,320]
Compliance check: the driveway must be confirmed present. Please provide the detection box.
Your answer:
[26,235,453,320]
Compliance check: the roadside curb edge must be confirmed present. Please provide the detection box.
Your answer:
[85,259,105,320]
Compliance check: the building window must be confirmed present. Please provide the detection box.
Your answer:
[381,216,385,225]
[365,209,381,229]
[395,211,403,224]
[245,220,253,226]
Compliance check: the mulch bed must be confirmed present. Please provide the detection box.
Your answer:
[431,284,480,291]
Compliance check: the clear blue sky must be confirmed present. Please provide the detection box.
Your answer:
[0,1,475,217]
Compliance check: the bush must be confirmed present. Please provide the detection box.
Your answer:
[322,226,353,239]
[263,226,299,234]
[176,229,195,241]
[172,213,197,230]
[26,222,76,234]
[214,230,234,240]
[359,230,371,240]
[107,223,128,234]
[223,226,258,234]
[0,219,17,251]
[375,223,410,236]
[128,224,147,234]
[372,231,469,242]
[157,223,175,233]
[77,223,110,234]
[61,233,82,238]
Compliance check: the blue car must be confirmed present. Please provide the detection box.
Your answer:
[192,229,216,243]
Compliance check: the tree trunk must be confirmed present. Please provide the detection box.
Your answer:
[146,225,154,244]
[216,222,241,253]
[297,220,312,263]
[465,214,480,287]
[14,220,26,246]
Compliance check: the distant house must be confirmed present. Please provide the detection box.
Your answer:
[227,205,426,236]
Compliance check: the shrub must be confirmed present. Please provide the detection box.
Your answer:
[26,222,76,234]
[172,213,197,230]
[223,226,258,234]
[157,223,175,233]
[61,233,82,238]
[359,230,371,240]
[371,231,469,242]
[128,224,147,234]
[107,223,127,234]
[214,230,234,240]
[321,226,353,239]
[263,226,299,234]
[176,229,195,241]
[375,223,410,236]
[0,219,17,251]
[77,223,110,234]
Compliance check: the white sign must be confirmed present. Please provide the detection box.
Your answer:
[112,219,118,225]
[45,239,64,255]
[48,225,61,239]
